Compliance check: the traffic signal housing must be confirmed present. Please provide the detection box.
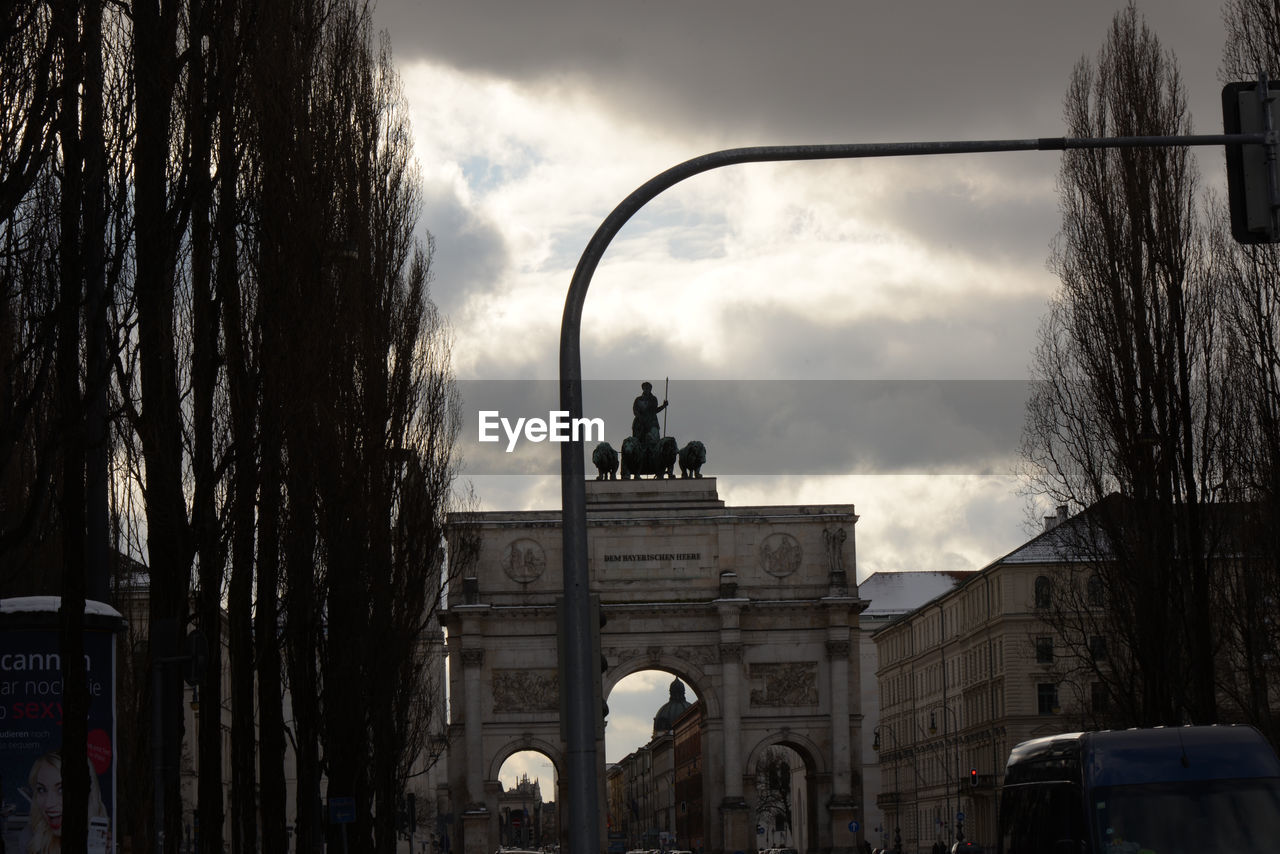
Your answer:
[970,768,978,787]
[1223,79,1280,243]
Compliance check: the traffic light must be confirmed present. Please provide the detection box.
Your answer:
[970,768,978,787]
[1223,78,1280,243]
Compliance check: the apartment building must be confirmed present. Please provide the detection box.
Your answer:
[858,571,974,853]
[871,506,1087,854]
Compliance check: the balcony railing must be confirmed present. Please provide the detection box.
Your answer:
[876,791,901,807]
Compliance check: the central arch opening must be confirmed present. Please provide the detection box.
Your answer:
[606,670,704,853]
[498,751,557,850]
[753,744,809,852]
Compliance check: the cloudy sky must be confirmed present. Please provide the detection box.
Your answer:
[369,0,1231,782]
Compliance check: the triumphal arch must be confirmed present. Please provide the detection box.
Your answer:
[442,475,866,854]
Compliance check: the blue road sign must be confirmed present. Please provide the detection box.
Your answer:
[849,821,860,833]
[330,797,356,824]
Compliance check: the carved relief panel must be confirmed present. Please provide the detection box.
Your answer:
[492,668,559,713]
[748,661,819,707]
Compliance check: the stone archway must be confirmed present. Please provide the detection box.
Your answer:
[488,740,564,851]
[744,731,829,853]
[603,666,709,853]
[443,478,866,854]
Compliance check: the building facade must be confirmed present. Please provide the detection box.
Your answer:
[871,507,1092,854]
[497,775,544,848]
[673,701,705,852]
[857,571,975,854]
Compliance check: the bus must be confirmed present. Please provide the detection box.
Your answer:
[997,725,1280,854]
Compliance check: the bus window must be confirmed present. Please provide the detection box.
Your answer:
[1000,782,1085,854]
[1092,778,1280,853]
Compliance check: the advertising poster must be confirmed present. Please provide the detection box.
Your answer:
[0,623,117,854]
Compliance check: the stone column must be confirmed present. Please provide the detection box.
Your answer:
[720,641,743,795]
[826,635,858,854]
[828,638,853,795]
[461,647,486,808]
[719,638,749,851]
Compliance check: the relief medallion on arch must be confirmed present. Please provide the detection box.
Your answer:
[758,533,802,577]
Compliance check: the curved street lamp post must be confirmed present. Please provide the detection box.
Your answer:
[559,125,1266,854]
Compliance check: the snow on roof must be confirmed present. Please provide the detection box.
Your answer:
[859,571,974,616]
[0,596,123,618]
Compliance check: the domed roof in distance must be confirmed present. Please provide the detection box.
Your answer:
[653,679,691,734]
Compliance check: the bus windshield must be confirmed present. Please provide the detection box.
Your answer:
[1091,777,1280,854]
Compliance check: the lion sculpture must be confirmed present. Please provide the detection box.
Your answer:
[621,435,679,479]
[592,442,618,480]
[678,440,706,478]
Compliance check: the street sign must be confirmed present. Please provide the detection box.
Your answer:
[849,821,861,833]
[757,826,765,835]
[329,797,356,825]
[956,812,965,823]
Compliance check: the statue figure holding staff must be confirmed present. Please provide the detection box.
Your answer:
[631,381,668,445]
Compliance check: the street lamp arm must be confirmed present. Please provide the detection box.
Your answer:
[560,131,1262,360]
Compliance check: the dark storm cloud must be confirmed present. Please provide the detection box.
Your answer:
[375,0,1225,144]
[699,295,1051,380]
[455,286,1055,477]
[459,287,1051,381]
[872,154,1061,267]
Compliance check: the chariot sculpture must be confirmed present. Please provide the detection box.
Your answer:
[591,382,706,480]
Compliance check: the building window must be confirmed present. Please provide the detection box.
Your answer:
[1034,575,1052,609]
[1089,635,1108,661]
[1091,682,1110,715]
[1035,636,1054,664]
[1087,574,1105,607]
[1037,683,1059,715]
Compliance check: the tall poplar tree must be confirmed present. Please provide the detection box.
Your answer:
[1022,3,1217,726]
[1208,0,1280,747]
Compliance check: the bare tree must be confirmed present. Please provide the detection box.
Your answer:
[3,2,462,852]
[0,6,60,536]
[1021,4,1218,727]
[754,747,795,845]
[0,2,59,222]
[299,8,463,850]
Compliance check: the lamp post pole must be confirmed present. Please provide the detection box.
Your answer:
[930,706,962,844]
[560,129,1261,854]
[872,726,903,854]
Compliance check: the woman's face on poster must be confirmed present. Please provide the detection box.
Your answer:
[33,762,62,835]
